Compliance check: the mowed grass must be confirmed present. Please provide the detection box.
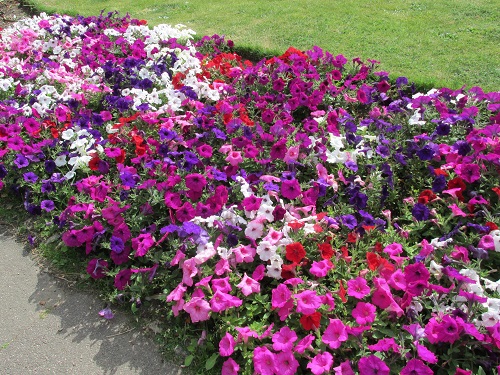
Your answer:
[27,0,500,91]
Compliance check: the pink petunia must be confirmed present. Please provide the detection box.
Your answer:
[225,150,243,166]
[448,203,467,217]
[253,346,276,375]
[294,334,315,354]
[309,259,333,277]
[294,290,322,315]
[211,277,232,293]
[322,318,348,349]
[275,351,299,375]
[221,358,240,375]
[347,276,371,299]
[166,283,187,302]
[210,290,243,312]
[307,351,334,375]
[181,258,198,286]
[416,343,438,364]
[272,284,292,309]
[272,326,297,352]
[183,297,211,323]
[352,302,376,325]
[236,273,261,296]
[219,332,236,357]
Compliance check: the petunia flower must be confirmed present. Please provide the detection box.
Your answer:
[322,318,348,349]
[219,332,236,357]
[183,297,211,323]
[307,351,333,375]
[272,326,297,352]
[294,290,322,315]
[357,355,389,375]
[221,358,239,375]
[400,359,433,375]
[347,276,371,299]
[236,273,260,296]
[352,302,376,325]
[253,346,276,375]
[309,259,333,277]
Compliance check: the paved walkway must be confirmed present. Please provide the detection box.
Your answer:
[0,224,183,375]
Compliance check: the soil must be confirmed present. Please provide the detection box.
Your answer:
[0,0,38,29]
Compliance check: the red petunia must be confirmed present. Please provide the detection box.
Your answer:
[288,221,305,231]
[281,262,297,280]
[418,189,437,204]
[485,221,499,231]
[318,243,334,260]
[367,252,382,271]
[338,280,347,303]
[300,312,322,330]
[447,177,466,201]
[286,242,306,263]
[88,155,101,171]
[374,242,383,253]
[492,187,500,197]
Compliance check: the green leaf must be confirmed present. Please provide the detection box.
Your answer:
[131,302,138,314]
[205,353,218,370]
[184,355,194,367]
[477,367,487,375]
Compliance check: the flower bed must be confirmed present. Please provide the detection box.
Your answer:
[1,12,500,375]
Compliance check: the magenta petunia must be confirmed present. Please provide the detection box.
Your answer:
[416,343,438,364]
[281,179,302,200]
[358,355,390,375]
[454,163,480,183]
[131,233,155,257]
[274,351,299,375]
[309,259,333,277]
[272,284,292,309]
[306,351,333,375]
[86,258,108,279]
[185,173,207,192]
[400,359,434,375]
[114,268,132,290]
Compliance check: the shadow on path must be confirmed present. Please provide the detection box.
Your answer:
[0,225,183,375]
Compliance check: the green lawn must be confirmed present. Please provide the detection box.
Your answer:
[28,0,500,91]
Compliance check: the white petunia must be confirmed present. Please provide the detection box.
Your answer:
[256,241,276,262]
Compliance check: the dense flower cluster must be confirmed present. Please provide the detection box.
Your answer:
[1,12,500,375]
